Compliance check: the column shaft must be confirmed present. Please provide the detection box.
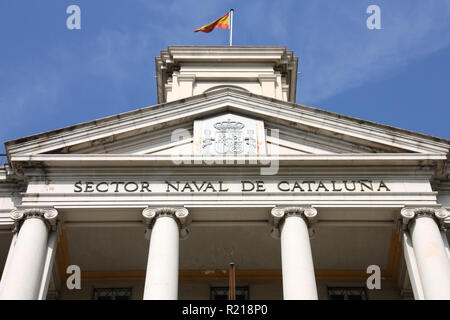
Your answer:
[280,215,318,300]
[143,216,180,300]
[0,217,48,300]
[410,216,450,299]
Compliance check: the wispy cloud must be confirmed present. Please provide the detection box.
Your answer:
[136,0,450,103]
[291,1,450,103]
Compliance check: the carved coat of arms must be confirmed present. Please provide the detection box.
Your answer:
[202,119,256,155]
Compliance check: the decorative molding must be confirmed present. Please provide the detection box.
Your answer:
[178,74,196,82]
[400,207,449,231]
[270,206,317,238]
[155,46,298,104]
[10,154,447,168]
[10,208,58,232]
[444,216,450,229]
[195,113,264,156]
[142,207,190,239]
[271,206,317,223]
[258,74,277,83]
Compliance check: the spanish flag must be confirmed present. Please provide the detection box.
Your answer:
[194,12,230,33]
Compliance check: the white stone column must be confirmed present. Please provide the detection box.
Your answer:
[0,208,58,300]
[142,207,189,300]
[271,207,318,300]
[401,207,450,300]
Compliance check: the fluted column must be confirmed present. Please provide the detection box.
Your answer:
[142,207,190,300]
[0,208,58,300]
[271,206,318,300]
[401,207,450,300]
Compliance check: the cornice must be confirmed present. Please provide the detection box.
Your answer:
[20,165,436,178]
[0,165,26,192]
[5,89,449,158]
[9,153,447,168]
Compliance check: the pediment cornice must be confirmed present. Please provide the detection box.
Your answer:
[5,88,450,157]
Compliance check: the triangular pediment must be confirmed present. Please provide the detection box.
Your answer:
[5,88,450,159]
[58,113,394,156]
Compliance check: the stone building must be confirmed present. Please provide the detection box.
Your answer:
[0,46,449,300]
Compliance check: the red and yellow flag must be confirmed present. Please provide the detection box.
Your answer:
[194,13,230,33]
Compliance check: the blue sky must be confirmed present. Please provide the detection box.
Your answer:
[0,0,449,154]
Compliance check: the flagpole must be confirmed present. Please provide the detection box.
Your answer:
[229,9,234,46]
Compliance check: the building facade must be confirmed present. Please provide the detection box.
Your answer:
[0,46,449,300]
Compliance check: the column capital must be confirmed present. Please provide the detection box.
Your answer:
[10,208,58,232]
[270,206,317,238]
[142,207,190,239]
[400,207,449,231]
